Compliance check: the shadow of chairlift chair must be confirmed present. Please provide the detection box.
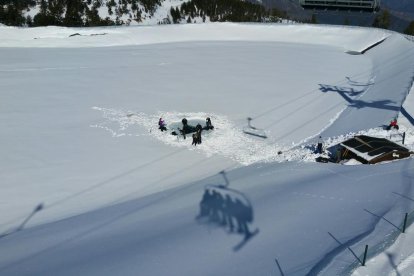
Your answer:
[203,184,253,221]
[243,117,267,139]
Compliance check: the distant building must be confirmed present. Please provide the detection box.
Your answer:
[299,0,380,12]
[339,135,412,164]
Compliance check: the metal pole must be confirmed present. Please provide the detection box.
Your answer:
[403,213,408,233]
[220,170,230,187]
[362,245,368,266]
[247,117,252,128]
[403,132,406,145]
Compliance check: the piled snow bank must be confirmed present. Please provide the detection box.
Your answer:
[0,23,389,51]
[91,107,317,165]
[91,107,414,166]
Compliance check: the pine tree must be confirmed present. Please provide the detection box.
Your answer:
[310,13,317,24]
[63,0,85,26]
[404,21,414,35]
[372,10,391,29]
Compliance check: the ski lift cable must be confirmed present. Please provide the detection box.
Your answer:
[249,75,355,121]
[247,46,414,124]
[11,29,411,231]
[240,46,414,143]
[46,143,240,213]
[62,43,413,209]
[238,37,413,140]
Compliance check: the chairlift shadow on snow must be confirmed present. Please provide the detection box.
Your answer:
[345,77,375,86]
[319,83,400,112]
[195,171,259,251]
[319,84,364,97]
[243,117,267,139]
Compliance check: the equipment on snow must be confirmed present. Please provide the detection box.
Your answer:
[243,117,267,139]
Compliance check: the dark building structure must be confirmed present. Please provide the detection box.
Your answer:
[339,135,412,164]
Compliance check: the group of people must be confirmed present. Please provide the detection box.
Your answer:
[158,116,214,146]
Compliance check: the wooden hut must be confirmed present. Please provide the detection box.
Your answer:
[339,135,412,164]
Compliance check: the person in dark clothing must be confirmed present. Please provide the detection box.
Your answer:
[158,118,167,131]
[317,136,323,154]
[180,118,198,139]
[336,147,342,163]
[182,118,188,126]
[180,118,188,139]
[205,117,214,130]
[192,133,198,146]
[196,124,202,144]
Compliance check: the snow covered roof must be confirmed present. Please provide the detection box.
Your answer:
[340,135,410,163]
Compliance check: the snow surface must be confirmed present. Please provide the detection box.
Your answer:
[1,23,414,275]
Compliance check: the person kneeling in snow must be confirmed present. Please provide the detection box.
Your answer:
[386,118,399,130]
[205,117,214,130]
[158,118,167,132]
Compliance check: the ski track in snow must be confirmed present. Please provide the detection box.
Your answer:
[92,107,414,166]
[394,254,414,276]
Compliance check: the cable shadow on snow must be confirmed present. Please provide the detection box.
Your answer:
[0,160,238,273]
[306,211,383,276]
[327,232,362,265]
[364,209,401,232]
[46,148,185,210]
[195,172,259,252]
[392,192,414,203]
[0,166,214,273]
[0,203,44,240]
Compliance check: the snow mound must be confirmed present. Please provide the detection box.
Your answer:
[91,107,414,166]
[91,107,321,165]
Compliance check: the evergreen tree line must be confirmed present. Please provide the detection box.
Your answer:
[0,0,35,26]
[308,9,414,35]
[169,0,287,24]
[371,9,414,35]
[0,0,161,26]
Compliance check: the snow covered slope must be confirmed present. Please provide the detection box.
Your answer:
[1,23,414,275]
[0,23,387,49]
